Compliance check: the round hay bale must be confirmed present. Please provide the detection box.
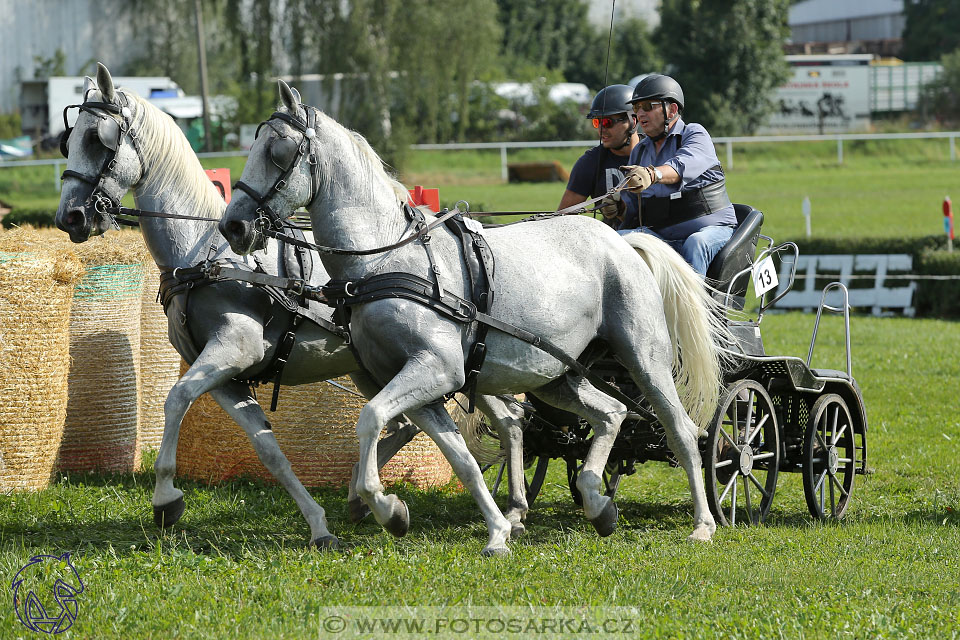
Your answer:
[136,262,181,467]
[54,232,148,474]
[0,229,84,491]
[177,373,453,489]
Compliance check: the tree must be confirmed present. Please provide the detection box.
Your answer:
[656,0,790,136]
[901,0,960,62]
[919,48,960,125]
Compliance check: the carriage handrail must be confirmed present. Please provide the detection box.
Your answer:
[806,282,852,378]
[721,238,799,322]
[758,239,800,321]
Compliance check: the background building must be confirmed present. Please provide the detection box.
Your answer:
[786,0,905,57]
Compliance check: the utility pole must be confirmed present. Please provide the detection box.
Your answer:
[194,0,213,151]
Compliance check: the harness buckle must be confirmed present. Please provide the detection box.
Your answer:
[344,281,357,297]
[275,180,287,191]
[289,279,305,296]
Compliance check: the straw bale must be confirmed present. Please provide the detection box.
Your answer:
[54,231,148,474]
[136,262,181,467]
[177,372,453,489]
[0,230,84,491]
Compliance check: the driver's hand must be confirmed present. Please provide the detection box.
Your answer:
[596,193,624,219]
[620,165,655,193]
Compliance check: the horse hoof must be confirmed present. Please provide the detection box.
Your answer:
[481,545,511,557]
[590,500,618,537]
[308,535,340,551]
[153,496,185,529]
[348,497,371,523]
[383,497,409,538]
[510,522,526,538]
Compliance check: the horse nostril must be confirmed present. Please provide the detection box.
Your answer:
[222,220,247,239]
[62,209,84,229]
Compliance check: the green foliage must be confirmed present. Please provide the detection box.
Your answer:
[0,112,22,138]
[1,208,56,228]
[32,49,67,78]
[901,0,960,62]
[657,0,790,136]
[919,48,960,126]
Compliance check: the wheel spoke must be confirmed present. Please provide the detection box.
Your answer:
[813,468,827,494]
[491,461,505,495]
[815,429,829,452]
[829,472,836,514]
[837,457,853,464]
[714,459,734,469]
[743,476,754,524]
[719,426,739,450]
[753,451,776,461]
[829,474,850,498]
[719,472,738,503]
[832,422,849,446]
[730,475,738,526]
[743,389,755,437]
[746,413,769,445]
[746,471,770,498]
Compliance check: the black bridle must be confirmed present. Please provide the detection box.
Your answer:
[59,91,146,226]
[233,106,322,234]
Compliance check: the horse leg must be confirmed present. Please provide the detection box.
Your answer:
[473,394,529,537]
[207,381,339,549]
[612,337,717,542]
[352,356,511,556]
[152,345,250,528]
[529,376,627,536]
[346,371,420,523]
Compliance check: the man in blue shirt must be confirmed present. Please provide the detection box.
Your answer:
[610,74,737,276]
[558,85,640,227]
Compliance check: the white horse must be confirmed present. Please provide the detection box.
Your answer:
[54,63,532,549]
[219,82,730,553]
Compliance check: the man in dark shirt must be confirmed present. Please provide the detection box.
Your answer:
[557,84,640,226]
[616,74,737,276]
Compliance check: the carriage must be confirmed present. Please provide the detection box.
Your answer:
[486,204,869,526]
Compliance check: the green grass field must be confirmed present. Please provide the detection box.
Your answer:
[1,313,958,638]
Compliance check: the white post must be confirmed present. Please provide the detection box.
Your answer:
[951,135,956,162]
[500,145,508,183]
[802,196,812,238]
[837,138,843,165]
[54,160,61,191]
[726,140,733,170]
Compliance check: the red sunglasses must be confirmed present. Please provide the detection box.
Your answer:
[592,115,629,129]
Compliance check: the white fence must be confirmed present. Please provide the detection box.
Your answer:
[411,131,960,181]
[3,132,959,188]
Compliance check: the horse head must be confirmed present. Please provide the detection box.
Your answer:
[220,80,319,255]
[56,62,145,243]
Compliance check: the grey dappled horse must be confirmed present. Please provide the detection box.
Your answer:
[219,81,730,554]
[54,63,528,549]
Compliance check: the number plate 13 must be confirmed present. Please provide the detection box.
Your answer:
[752,255,779,297]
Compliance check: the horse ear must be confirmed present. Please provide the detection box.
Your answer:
[82,76,96,100]
[96,62,116,103]
[278,79,300,112]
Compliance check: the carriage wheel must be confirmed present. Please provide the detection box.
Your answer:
[484,455,550,505]
[567,460,622,507]
[704,379,780,526]
[803,394,856,520]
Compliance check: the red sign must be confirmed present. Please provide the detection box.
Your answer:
[205,168,232,203]
[408,185,440,213]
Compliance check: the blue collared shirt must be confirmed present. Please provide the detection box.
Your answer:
[620,118,736,240]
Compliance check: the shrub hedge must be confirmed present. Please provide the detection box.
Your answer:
[2,208,56,229]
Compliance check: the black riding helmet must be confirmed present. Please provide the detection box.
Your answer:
[629,74,684,140]
[587,84,636,119]
[586,84,638,150]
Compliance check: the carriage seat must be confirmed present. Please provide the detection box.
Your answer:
[705,204,764,310]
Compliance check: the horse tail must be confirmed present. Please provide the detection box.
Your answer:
[621,233,733,433]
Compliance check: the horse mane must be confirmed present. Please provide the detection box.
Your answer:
[122,90,225,217]
[280,106,409,205]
